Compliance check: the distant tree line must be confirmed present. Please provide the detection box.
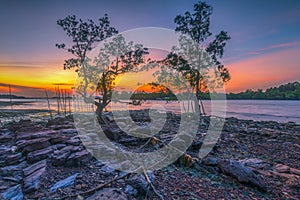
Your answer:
[114,82,300,101]
[0,94,26,99]
[226,82,300,100]
[198,82,300,100]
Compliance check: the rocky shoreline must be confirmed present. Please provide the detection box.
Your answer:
[0,110,299,199]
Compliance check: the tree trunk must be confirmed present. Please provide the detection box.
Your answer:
[95,102,105,123]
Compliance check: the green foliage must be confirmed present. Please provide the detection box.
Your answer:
[227,82,300,100]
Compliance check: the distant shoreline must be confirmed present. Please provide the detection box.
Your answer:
[0,101,34,107]
[0,108,299,125]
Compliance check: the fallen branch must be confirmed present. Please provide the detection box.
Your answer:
[143,168,164,200]
[61,170,133,199]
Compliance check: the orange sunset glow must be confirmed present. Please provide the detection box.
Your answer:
[0,62,76,96]
[0,48,299,97]
[1,44,299,97]
[225,47,300,92]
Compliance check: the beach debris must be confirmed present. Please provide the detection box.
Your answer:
[201,157,218,166]
[275,164,290,173]
[124,184,138,197]
[49,173,79,192]
[218,159,267,191]
[23,160,47,193]
[126,174,149,196]
[239,158,272,170]
[178,154,194,167]
[1,184,23,200]
[126,171,156,196]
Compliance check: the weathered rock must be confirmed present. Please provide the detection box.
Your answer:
[23,160,47,193]
[66,136,81,146]
[27,146,55,163]
[24,167,46,193]
[124,184,138,197]
[0,146,12,156]
[218,159,267,191]
[86,188,128,200]
[0,135,13,143]
[49,173,79,192]
[286,176,300,188]
[23,160,46,177]
[46,117,69,126]
[290,168,300,176]
[59,128,77,135]
[51,146,73,166]
[202,157,218,166]
[16,130,56,141]
[1,184,23,200]
[49,135,69,145]
[100,165,116,174]
[126,172,155,196]
[0,165,23,177]
[2,176,23,183]
[17,138,50,154]
[51,145,90,166]
[0,180,17,191]
[239,158,272,170]
[4,153,24,166]
[66,150,92,166]
[0,163,24,184]
[275,164,290,173]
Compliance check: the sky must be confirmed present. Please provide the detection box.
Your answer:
[0,0,300,97]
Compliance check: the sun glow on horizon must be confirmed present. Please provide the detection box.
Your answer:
[0,62,76,97]
[1,46,299,97]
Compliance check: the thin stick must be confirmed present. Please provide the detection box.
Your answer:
[56,86,60,115]
[44,90,53,119]
[8,84,13,112]
[64,90,67,116]
[199,96,206,115]
[143,168,164,200]
[63,89,66,116]
[61,170,133,199]
[68,92,71,115]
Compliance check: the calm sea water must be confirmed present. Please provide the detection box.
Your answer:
[1,99,299,124]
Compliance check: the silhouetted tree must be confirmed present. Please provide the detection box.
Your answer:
[93,35,149,116]
[158,1,231,113]
[56,15,149,118]
[56,15,118,102]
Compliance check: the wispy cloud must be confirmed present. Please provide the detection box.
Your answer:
[52,83,73,86]
[0,63,42,68]
[0,82,43,90]
[0,60,61,68]
[247,41,300,55]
